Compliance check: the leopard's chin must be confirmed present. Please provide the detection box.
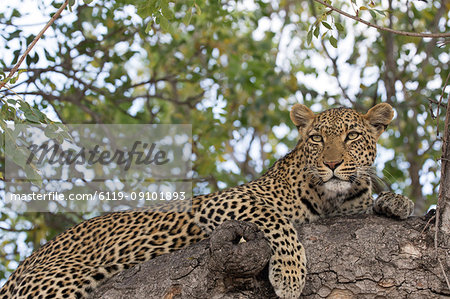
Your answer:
[323,177,352,195]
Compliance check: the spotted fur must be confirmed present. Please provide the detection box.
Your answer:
[0,103,413,299]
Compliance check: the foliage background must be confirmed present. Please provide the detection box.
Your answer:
[0,0,449,284]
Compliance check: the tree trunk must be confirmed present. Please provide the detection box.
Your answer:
[90,215,450,299]
[438,99,450,235]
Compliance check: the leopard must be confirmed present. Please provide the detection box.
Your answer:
[0,103,414,299]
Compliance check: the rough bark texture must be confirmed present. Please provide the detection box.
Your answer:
[90,215,450,299]
[439,98,450,235]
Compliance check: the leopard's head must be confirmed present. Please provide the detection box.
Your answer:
[290,103,393,195]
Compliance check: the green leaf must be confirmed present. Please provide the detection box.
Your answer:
[322,21,332,30]
[24,164,43,187]
[145,21,154,33]
[83,0,94,3]
[0,119,6,130]
[329,36,338,48]
[24,111,40,123]
[12,146,30,168]
[7,106,16,120]
[68,0,75,12]
[194,3,201,15]
[44,123,57,137]
[183,8,193,26]
[306,28,313,45]
[1,104,15,120]
[159,15,170,32]
[0,130,3,148]
[8,70,25,85]
[60,128,73,142]
[369,10,377,19]
[11,8,21,18]
[335,22,344,31]
[314,25,320,38]
[9,76,18,84]
[44,49,55,62]
[161,1,175,20]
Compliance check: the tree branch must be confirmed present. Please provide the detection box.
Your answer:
[0,226,32,233]
[320,40,354,106]
[436,71,450,137]
[0,0,69,90]
[90,215,450,298]
[312,0,450,38]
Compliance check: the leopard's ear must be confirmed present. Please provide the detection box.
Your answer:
[290,104,315,128]
[290,104,315,139]
[363,103,394,139]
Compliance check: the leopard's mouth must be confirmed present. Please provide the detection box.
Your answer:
[324,174,348,183]
[323,177,352,194]
[328,176,343,182]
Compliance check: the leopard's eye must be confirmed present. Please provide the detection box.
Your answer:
[310,135,323,143]
[346,132,360,141]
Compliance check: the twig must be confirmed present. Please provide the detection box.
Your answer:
[436,71,450,137]
[312,0,450,38]
[320,39,353,106]
[0,226,32,233]
[434,85,450,292]
[428,98,448,114]
[439,257,450,291]
[420,214,435,235]
[0,0,69,91]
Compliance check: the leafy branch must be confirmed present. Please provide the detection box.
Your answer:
[312,0,450,38]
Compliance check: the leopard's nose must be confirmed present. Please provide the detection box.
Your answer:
[323,160,343,171]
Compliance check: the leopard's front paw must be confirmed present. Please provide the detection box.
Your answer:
[268,254,306,299]
[374,191,414,219]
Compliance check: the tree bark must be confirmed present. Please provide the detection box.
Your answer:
[438,98,450,235]
[90,215,450,299]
